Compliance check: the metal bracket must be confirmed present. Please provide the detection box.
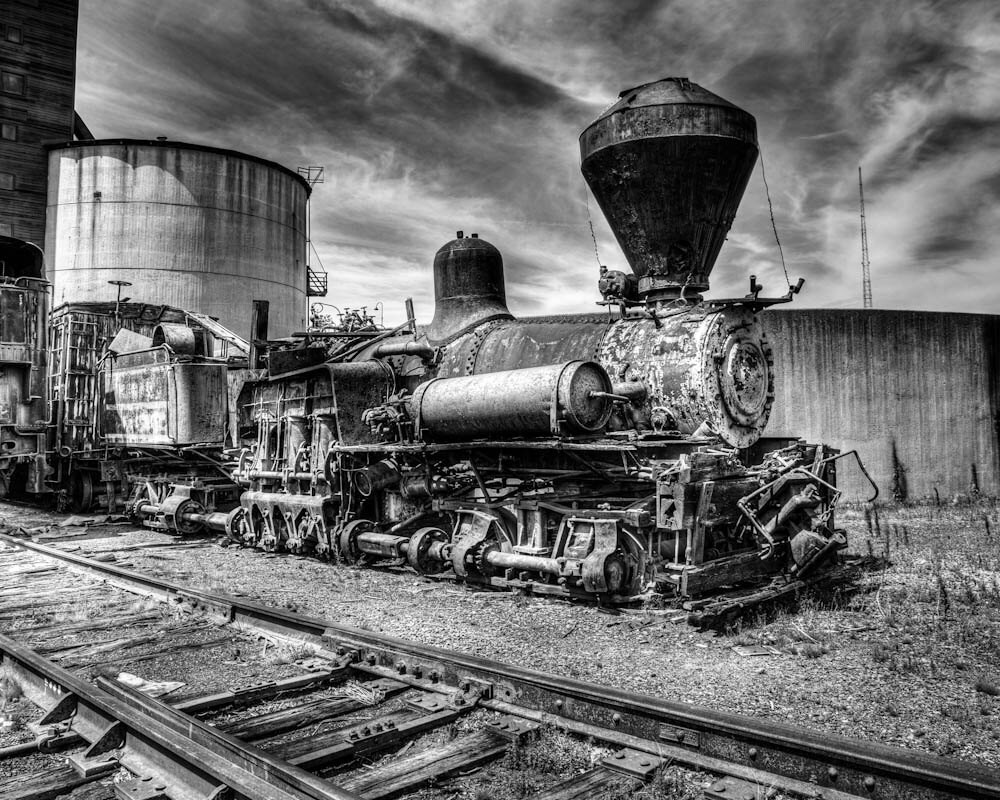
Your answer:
[68,751,119,778]
[659,722,701,748]
[115,776,169,800]
[704,776,775,799]
[484,715,540,744]
[232,680,277,697]
[344,717,399,742]
[38,691,77,725]
[602,747,667,779]
[406,694,450,713]
[82,720,124,759]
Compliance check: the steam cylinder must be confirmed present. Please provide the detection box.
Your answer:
[45,140,310,338]
[410,361,613,440]
[580,77,758,303]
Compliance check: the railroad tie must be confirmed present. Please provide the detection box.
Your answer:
[339,729,510,799]
[525,766,641,800]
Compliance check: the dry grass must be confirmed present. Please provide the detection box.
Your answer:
[728,497,1000,760]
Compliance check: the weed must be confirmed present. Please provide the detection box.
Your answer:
[871,642,891,662]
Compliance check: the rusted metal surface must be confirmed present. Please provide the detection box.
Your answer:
[580,77,758,303]
[103,348,228,446]
[410,360,613,440]
[433,305,772,448]
[600,305,773,447]
[424,232,512,343]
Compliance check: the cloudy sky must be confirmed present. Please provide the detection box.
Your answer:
[75,0,1000,324]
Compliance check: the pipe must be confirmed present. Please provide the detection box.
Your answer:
[356,532,409,559]
[484,550,562,577]
[373,341,437,361]
[137,505,230,532]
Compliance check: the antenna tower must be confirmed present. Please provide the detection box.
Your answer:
[858,166,872,309]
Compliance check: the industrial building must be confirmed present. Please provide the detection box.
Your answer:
[0,0,79,245]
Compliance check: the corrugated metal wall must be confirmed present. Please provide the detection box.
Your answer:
[45,140,310,338]
[762,309,1000,501]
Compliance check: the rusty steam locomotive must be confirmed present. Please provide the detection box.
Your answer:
[0,78,867,610]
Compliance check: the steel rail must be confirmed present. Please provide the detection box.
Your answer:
[0,630,360,800]
[4,531,1000,800]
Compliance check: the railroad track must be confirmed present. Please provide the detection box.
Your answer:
[0,530,998,800]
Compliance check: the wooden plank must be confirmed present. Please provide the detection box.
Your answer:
[219,680,407,741]
[11,612,162,637]
[279,708,461,770]
[526,766,639,799]
[0,591,111,618]
[270,709,420,761]
[0,764,102,800]
[341,730,509,799]
[62,633,232,670]
[172,668,346,715]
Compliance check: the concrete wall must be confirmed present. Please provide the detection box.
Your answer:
[761,309,1000,500]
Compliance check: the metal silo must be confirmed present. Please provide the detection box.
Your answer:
[44,139,310,338]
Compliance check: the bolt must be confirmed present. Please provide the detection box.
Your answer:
[615,752,625,760]
[366,653,376,665]
[639,758,650,767]
[350,730,360,740]
[864,776,876,791]
[747,747,758,760]
[362,726,370,735]
[828,767,838,781]
[459,679,471,691]
[454,696,465,706]
[612,712,622,725]
[337,645,346,655]
[555,699,564,709]
[412,665,423,679]
[396,661,406,674]
[711,781,727,793]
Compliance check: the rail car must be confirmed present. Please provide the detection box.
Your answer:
[0,249,247,519]
[0,78,873,613]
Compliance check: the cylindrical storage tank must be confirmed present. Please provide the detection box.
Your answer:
[410,361,613,441]
[45,139,310,338]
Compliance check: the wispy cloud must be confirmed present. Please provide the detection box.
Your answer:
[76,0,1000,321]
